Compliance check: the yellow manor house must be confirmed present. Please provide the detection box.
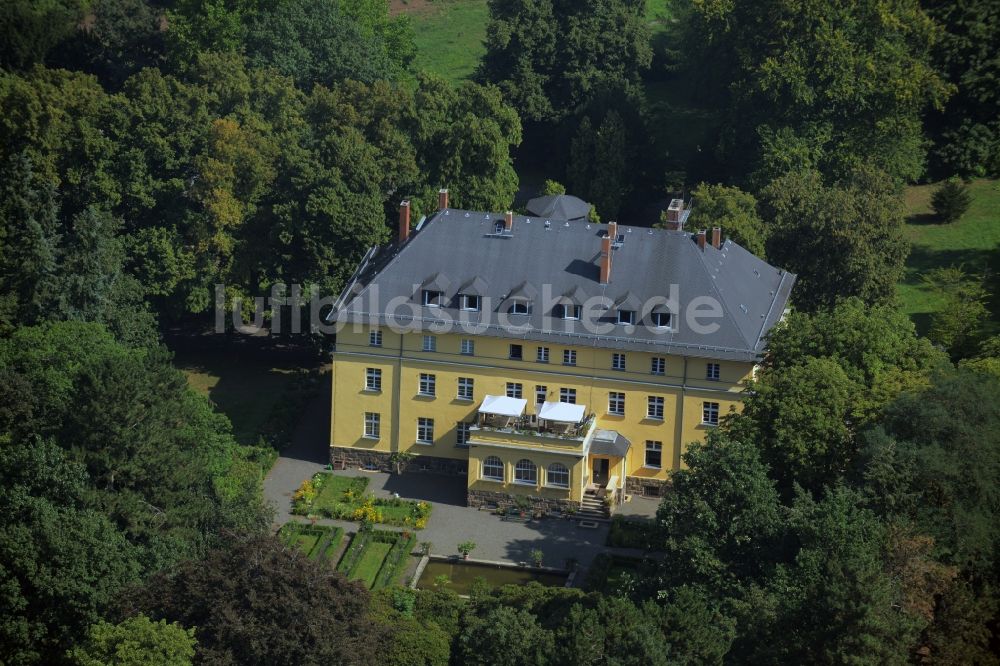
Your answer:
[328,190,795,517]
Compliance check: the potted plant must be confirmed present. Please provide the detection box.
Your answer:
[515,496,531,518]
[420,541,432,556]
[457,541,477,560]
[530,549,544,568]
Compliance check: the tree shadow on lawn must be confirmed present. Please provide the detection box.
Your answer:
[904,243,1000,328]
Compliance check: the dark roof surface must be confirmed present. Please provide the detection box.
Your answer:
[333,209,795,361]
[525,194,592,220]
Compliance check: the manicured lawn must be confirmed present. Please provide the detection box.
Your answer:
[349,541,394,588]
[400,0,489,84]
[898,178,1000,333]
[278,523,344,560]
[311,475,370,514]
[176,349,308,446]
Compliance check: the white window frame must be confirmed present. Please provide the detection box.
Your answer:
[482,455,503,481]
[422,290,444,307]
[461,339,475,355]
[506,382,523,399]
[647,396,664,420]
[652,312,672,328]
[457,377,474,401]
[514,459,537,486]
[460,294,481,312]
[559,304,582,320]
[617,310,635,325]
[612,353,626,371]
[706,363,721,381]
[364,412,380,439]
[536,346,549,363]
[644,440,662,469]
[422,335,436,352]
[369,329,382,347]
[546,463,570,488]
[563,349,576,366]
[456,422,471,447]
[417,417,434,444]
[703,401,720,426]
[535,385,547,405]
[608,391,625,416]
[651,357,666,375]
[560,387,577,404]
[365,368,381,391]
[509,301,530,315]
[418,373,436,397]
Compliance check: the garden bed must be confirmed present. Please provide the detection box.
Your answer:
[584,553,655,594]
[278,523,344,561]
[337,526,418,590]
[606,516,660,550]
[293,473,431,528]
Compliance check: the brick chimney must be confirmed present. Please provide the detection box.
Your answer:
[398,200,411,244]
[608,220,618,241]
[600,234,612,284]
[504,210,514,232]
[696,229,706,251]
[664,199,685,230]
[711,227,721,249]
[438,188,449,210]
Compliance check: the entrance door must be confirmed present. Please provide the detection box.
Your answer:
[592,458,610,486]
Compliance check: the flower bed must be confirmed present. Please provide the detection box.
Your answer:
[293,473,431,528]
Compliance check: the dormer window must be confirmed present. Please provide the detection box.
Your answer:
[652,312,672,328]
[422,290,444,307]
[617,310,635,325]
[508,301,530,315]
[493,220,505,235]
[555,304,581,320]
[459,294,481,311]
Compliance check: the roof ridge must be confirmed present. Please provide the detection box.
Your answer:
[687,239,758,349]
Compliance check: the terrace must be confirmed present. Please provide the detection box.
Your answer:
[473,395,596,443]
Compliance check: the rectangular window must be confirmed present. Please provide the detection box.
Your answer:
[617,310,635,325]
[647,396,664,420]
[509,344,523,360]
[419,373,436,396]
[560,388,577,404]
[460,294,481,311]
[369,329,382,347]
[422,290,443,307]
[651,357,666,375]
[706,363,720,381]
[558,304,582,320]
[417,417,434,444]
[703,401,720,426]
[456,422,471,447]
[563,349,576,366]
[457,377,474,400]
[422,335,436,352]
[652,312,671,328]
[506,382,523,399]
[535,385,547,405]
[536,346,549,363]
[608,391,625,416]
[509,301,530,315]
[364,412,380,439]
[645,440,662,468]
[612,353,626,371]
[365,368,381,391]
[461,339,475,355]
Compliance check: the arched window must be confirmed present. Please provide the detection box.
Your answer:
[547,463,570,488]
[482,456,503,481]
[514,459,537,485]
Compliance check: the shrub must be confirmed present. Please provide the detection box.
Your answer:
[931,178,972,224]
[606,516,659,549]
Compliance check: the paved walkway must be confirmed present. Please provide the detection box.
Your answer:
[264,386,653,569]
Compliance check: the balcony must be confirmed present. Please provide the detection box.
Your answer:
[471,395,596,445]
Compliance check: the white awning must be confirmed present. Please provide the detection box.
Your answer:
[538,401,586,423]
[479,395,527,417]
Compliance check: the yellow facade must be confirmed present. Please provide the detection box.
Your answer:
[330,323,752,500]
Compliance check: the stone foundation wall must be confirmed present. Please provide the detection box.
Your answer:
[625,476,669,498]
[329,447,468,476]
[467,488,580,515]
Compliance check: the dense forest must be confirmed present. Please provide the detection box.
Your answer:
[1,0,998,664]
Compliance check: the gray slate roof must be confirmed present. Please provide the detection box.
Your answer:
[526,194,592,220]
[332,209,795,361]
